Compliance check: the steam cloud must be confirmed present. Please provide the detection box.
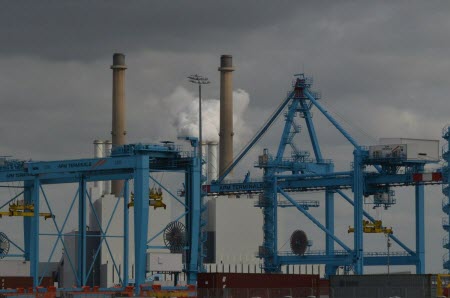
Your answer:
[165,86,251,147]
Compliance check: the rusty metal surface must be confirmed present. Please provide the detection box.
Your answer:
[198,287,318,298]
[198,272,320,289]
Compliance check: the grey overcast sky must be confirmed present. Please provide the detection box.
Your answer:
[1,1,450,273]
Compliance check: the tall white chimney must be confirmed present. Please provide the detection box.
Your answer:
[93,140,104,195]
[103,140,112,195]
[207,142,218,183]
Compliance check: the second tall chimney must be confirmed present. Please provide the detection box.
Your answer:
[218,55,234,178]
[111,53,127,197]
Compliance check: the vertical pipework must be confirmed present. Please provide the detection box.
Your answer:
[104,140,112,195]
[207,142,218,183]
[93,140,104,195]
[111,53,127,197]
[218,55,235,177]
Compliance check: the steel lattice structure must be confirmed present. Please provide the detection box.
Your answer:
[0,139,202,294]
[205,74,442,276]
[0,73,447,292]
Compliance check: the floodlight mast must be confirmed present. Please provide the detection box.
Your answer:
[188,74,210,159]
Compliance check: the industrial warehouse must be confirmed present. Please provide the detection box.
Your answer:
[1,2,450,298]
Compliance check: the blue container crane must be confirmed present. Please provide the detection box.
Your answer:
[0,140,202,294]
[206,74,442,276]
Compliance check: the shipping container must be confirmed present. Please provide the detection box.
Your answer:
[0,277,53,290]
[329,274,437,298]
[198,273,320,298]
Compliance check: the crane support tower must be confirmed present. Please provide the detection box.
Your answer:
[0,139,202,294]
[442,126,450,271]
[205,74,442,276]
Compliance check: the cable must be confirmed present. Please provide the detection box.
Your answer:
[279,236,291,251]
[321,99,378,145]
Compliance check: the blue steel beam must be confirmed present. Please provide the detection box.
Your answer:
[353,149,364,274]
[217,90,295,183]
[276,97,300,161]
[27,157,137,174]
[304,89,360,148]
[8,157,434,192]
[299,99,323,162]
[337,190,415,255]
[261,176,280,272]
[0,190,25,210]
[186,151,202,283]
[278,188,352,252]
[150,175,187,208]
[133,154,150,294]
[23,181,32,261]
[123,180,129,286]
[207,171,440,195]
[325,188,335,276]
[416,165,425,273]
[78,178,87,286]
[30,177,40,287]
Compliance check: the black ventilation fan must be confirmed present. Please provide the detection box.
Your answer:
[290,230,308,256]
[0,232,10,259]
[163,221,186,253]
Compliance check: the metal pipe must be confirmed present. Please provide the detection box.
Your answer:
[93,140,104,195]
[104,140,112,195]
[207,142,218,182]
[111,53,127,197]
[218,55,234,177]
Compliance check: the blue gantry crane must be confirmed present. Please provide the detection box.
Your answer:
[0,139,202,294]
[205,74,442,276]
[0,72,446,292]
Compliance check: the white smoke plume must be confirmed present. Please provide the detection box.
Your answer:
[165,86,251,147]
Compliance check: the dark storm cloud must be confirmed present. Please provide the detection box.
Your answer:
[0,1,308,60]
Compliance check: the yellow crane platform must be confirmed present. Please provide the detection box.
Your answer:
[348,220,393,234]
[0,201,54,220]
[128,187,166,209]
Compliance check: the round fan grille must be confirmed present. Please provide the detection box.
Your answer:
[163,221,186,253]
[0,232,10,259]
[290,230,308,256]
